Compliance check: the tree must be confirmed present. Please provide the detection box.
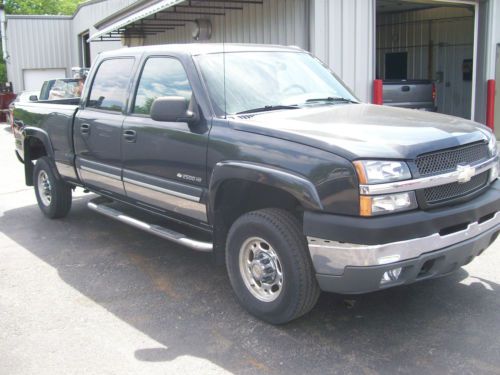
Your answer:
[4,0,83,15]
[0,0,84,83]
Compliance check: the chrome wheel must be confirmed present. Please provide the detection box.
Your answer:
[37,170,52,206]
[239,237,284,302]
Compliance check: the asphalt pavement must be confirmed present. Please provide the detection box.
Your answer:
[1,123,499,375]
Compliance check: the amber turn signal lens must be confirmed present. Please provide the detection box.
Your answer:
[353,161,368,184]
[359,196,372,216]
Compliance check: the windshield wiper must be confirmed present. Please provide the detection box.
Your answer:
[305,97,358,104]
[236,105,299,115]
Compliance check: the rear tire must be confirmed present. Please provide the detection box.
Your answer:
[34,157,72,219]
[226,208,320,324]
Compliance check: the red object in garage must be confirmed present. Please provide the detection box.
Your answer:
[373,79,383,105]
[0,93,16,123]
[0,82,17,123]
[486,79,495,131]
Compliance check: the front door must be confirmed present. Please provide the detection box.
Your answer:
[74,57,135,196]
[121,56,209,222]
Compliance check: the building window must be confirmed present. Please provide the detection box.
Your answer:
[80,31,91,68]
[385,52,408,80]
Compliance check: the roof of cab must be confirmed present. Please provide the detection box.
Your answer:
[98,43,304,58]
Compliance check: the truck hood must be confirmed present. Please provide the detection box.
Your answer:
[230,104,490,160]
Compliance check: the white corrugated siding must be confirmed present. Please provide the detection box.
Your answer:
[141,0,309,50]
[5,0,134,93]
[5,17,73,92]
[71,0,136,66]
[377,7,474,119]
[310,0,375,102]
[141,0,375,101]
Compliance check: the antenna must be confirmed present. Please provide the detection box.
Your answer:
[222,3,227,119]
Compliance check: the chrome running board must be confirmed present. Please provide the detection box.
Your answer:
[87,198,213,252]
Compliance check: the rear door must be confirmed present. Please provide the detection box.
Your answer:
[74,57,136,196]
[121,56,209,222]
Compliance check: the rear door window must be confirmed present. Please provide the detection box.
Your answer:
[87,58,135,112]
[133,57,192,115]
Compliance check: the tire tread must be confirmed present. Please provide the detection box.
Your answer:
[226,208,320,324]
[34,157,72,219]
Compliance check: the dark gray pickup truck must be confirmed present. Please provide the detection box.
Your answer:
[13,44,500,324]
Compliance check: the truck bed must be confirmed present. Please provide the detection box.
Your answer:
[383,79,436,111]
[13,100,79,178]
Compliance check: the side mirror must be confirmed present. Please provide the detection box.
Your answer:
[29,95,38,101]
[150,96,199,124]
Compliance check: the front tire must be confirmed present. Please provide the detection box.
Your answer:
[226,208,320,324]
[34,157,72,219]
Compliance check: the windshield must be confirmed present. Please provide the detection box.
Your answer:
[195,51,358,116]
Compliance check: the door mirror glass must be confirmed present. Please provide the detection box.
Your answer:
[151,96,193,122]
[29,95,38,101]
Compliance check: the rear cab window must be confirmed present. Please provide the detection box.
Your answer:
[87,58,135,112]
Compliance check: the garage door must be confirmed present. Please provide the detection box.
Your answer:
[23,69,66,91]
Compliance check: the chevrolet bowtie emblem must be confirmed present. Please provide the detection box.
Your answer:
[456,164,475,184]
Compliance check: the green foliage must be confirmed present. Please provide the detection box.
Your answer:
[0,0,84,83]
[0,60,6,83]
[4,0,83,15]
[134,96,156,115]
[0,45,6,83]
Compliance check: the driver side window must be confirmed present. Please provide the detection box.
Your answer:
[133,57,192,115]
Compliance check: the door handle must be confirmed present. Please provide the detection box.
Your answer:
[81,123,90,135]
[123,129,137,143]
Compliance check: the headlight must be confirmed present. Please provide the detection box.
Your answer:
[360,192,418,216]
[353,160,412,184]
[354,160,415,216]
[488,132,498,157]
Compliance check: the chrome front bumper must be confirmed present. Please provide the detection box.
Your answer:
[308,211,500,276]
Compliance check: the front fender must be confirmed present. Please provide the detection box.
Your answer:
[208,161,323,221]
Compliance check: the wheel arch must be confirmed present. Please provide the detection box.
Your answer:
[23,128,55,186]
[207,161,323,264]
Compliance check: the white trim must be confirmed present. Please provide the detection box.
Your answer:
[485,0,497,80]
[471,0,479,120]
[80,165,121,180]
[89,0,185,41]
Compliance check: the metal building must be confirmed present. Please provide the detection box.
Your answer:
[4,0,500,133]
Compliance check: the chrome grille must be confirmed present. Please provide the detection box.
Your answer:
[416,142,489,176]
[424,171,489,204]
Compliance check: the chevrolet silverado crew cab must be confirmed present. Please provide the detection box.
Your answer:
[12,44,499,324]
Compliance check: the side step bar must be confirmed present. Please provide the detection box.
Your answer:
[87,198,213,252]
